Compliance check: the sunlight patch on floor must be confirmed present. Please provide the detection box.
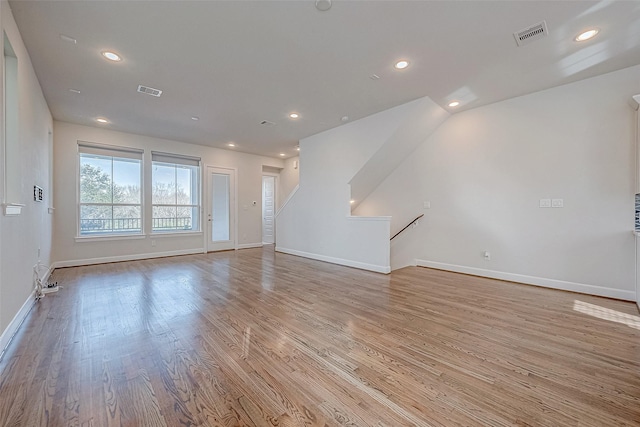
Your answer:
[573,300,640,330]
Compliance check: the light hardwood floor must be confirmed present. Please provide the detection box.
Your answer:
[1,246,639,426]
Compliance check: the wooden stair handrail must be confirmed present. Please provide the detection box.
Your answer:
[390,214,424,241]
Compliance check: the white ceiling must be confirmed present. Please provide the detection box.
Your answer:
[8,0,640,159]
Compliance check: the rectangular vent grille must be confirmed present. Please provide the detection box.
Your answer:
[514,21,548,47]
[137,85,163,97]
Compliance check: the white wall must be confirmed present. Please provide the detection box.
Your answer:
[278,155,299,210]
[349,97,449,208]
[356,65,640,300]
[53,121,284,266]
[0,0,53,342]
[277,101,436,273]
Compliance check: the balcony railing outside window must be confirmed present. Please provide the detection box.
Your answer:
[80,217,192,234]
[152,216,193,231]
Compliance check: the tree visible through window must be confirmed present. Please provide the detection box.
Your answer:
[79,145,142,235]
[152,152,200,232]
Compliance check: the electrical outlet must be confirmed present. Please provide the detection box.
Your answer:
[423,201,431,209]
[483,251,491,260]
[539,199,551,208]
[151,239,156,247]
[551,198,564,208]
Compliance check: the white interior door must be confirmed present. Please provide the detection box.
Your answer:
[262,175,275,244]
[207,167,235,252]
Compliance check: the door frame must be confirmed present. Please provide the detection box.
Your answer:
[204,165,238,252]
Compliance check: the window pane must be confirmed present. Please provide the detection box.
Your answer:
[212,173,230,241]
[113,206,141,232]
[80,205,141,235]
[113,158,141,204]
[152,163,176,204]
[80,155,113,203]
[80,205,111,234]
[176,206,194,230]
[153,206,177,231]
[176,166,192,205]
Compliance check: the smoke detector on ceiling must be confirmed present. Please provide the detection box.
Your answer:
[513,21,548,47]
[137,85,163,97]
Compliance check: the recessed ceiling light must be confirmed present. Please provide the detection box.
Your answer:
[289,113,299,119]
[69,89,81,94]
[279,153,286,157]
[448,101,460,107]
[575,28,599,42]
[296,146,300,151]
[350,200,355,204]
[227,143,236,147]
[101,51,122,62]
[394,60,409,70]
[191,116,199,121]
[96,117,109,124]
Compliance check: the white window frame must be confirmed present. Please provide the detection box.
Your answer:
[151,151,201,234]
[77,142,144,238]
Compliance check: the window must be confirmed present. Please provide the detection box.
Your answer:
[78,143,143,236]
[151,152,200,232]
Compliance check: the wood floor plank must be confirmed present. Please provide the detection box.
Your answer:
[1,246,639,426]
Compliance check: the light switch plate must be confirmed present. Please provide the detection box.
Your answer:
[539,199,551,208]
[552,198,564,208]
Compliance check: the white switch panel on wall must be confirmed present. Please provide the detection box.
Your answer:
[551,198,564,208]
[539,199,551,208]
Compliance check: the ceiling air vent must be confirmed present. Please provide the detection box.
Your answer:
[260,120,276,126]
[137,85,163,97]
[513,21,548,47]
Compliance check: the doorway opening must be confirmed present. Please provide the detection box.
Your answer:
[262,175,276,245]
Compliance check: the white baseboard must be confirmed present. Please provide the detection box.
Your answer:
[237,243,264,250]
[416,259,636,301]
[53,248,205,268]
[0,291,35,360]
[276,246,391,274]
